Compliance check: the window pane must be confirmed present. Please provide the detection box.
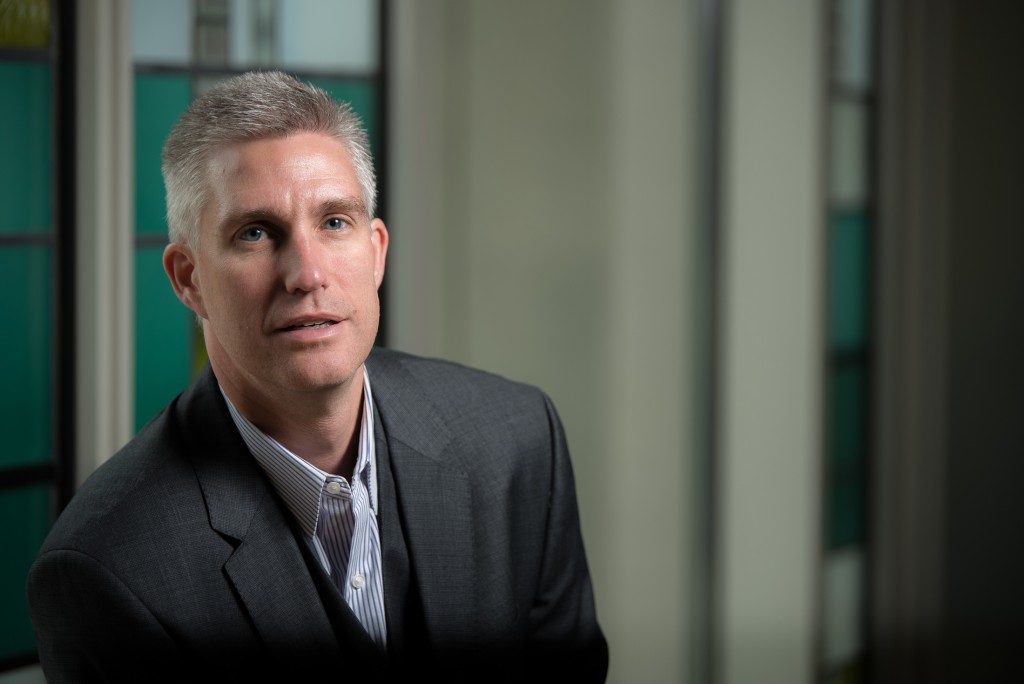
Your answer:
[826,364,866,548]
[822,546,866,667]
[0,246,52,467]
[135,73,192,235]
[828,211,869,351]
[275,0,378,73]
[0,62,51,233]
[828,99,868,208]
[0,0,51,48]
[0,485,51,660]
[135,247,193,430]
[307,77,378,158]
[832,0,873,92]
[132,0,193,65]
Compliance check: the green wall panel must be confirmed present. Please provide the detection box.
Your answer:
[0,62,51,234]
[0,246,52,467]
[826,364,866,549]
[828,211,869,351]
[135,247,192,430]
[0,485,50,660]
[135,73,191,235]
[306,77,379,172]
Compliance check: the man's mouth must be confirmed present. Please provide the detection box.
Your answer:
[281,319,338,331]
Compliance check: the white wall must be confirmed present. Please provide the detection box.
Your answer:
[389,1,698,681]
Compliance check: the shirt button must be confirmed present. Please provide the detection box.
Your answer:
[326,480,342,495]
[351,573,365,589]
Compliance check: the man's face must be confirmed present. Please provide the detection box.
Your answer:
[163,132,388,405]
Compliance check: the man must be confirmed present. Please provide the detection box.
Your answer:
[27,72,607,681]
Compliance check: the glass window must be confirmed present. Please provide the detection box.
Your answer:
[821,0,875,680]
[828,211,869,351]
[0,62,51,234]
[0,246,53,468]
[828,100,869,208]
[0,0,71,671]
[0,0,50,48]
[276,0,378,73]
[132,0,192,65]
[832,0,874,93]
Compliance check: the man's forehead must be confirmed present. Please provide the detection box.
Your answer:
[203,134,361,197]
[206,133,352,169]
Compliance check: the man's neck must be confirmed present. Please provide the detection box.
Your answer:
[217,369,365,479]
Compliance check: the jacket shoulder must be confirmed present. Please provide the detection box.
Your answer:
[365,347,564,483]
[36,371,223,560]
[367,347,553,423]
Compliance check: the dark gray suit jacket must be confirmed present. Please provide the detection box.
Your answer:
[28,348,607,682]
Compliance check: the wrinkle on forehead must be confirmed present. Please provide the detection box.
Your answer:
[201,133,366,235]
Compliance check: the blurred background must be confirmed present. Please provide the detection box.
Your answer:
[1,0,1021,682]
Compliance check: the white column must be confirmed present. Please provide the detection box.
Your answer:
[603,0,696,680]
[76,0,135,484]
[716,0,825,682]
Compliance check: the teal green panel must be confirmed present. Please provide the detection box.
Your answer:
[135,73,191,235]
[135,247,193,430]
[826,364,866,549]
[0,62,52,234]
[0,485,50,660]
[0,246,52,467]
[828,211,869,351]
[305,77,379,173]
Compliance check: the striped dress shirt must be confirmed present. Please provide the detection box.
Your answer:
[221,371,388,648]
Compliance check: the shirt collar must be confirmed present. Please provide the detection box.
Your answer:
[221,369,378,539]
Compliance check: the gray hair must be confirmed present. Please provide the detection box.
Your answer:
[161,71,377,249]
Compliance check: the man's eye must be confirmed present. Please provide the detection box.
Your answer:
[239,227,263,241]
[325,217,347,230]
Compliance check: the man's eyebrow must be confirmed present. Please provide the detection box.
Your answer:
[219,208,280,229]
[217,197,369,231]
[319,197,368,217]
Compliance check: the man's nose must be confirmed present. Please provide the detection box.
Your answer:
[281,232,326,293]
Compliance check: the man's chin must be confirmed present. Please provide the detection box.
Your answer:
[275,364,363,395]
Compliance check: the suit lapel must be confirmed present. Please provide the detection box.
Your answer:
[220,499,343,657]
[178,368,342,658]
[181,355,483,652]
[367,351,480,645]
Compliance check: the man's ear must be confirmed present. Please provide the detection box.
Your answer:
[370,218,389,289]
[163,243,208,319]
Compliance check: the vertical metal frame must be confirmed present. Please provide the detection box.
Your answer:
[870,0,954,681]
[53,0,77,510]
[692,1,725,682]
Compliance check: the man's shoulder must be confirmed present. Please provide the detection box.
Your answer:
[365,348,562,476]
[37,385,208,558]
[368,347,551,414]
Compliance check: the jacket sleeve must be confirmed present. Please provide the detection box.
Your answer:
[28,548,181,684]
[524,395,608,681]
